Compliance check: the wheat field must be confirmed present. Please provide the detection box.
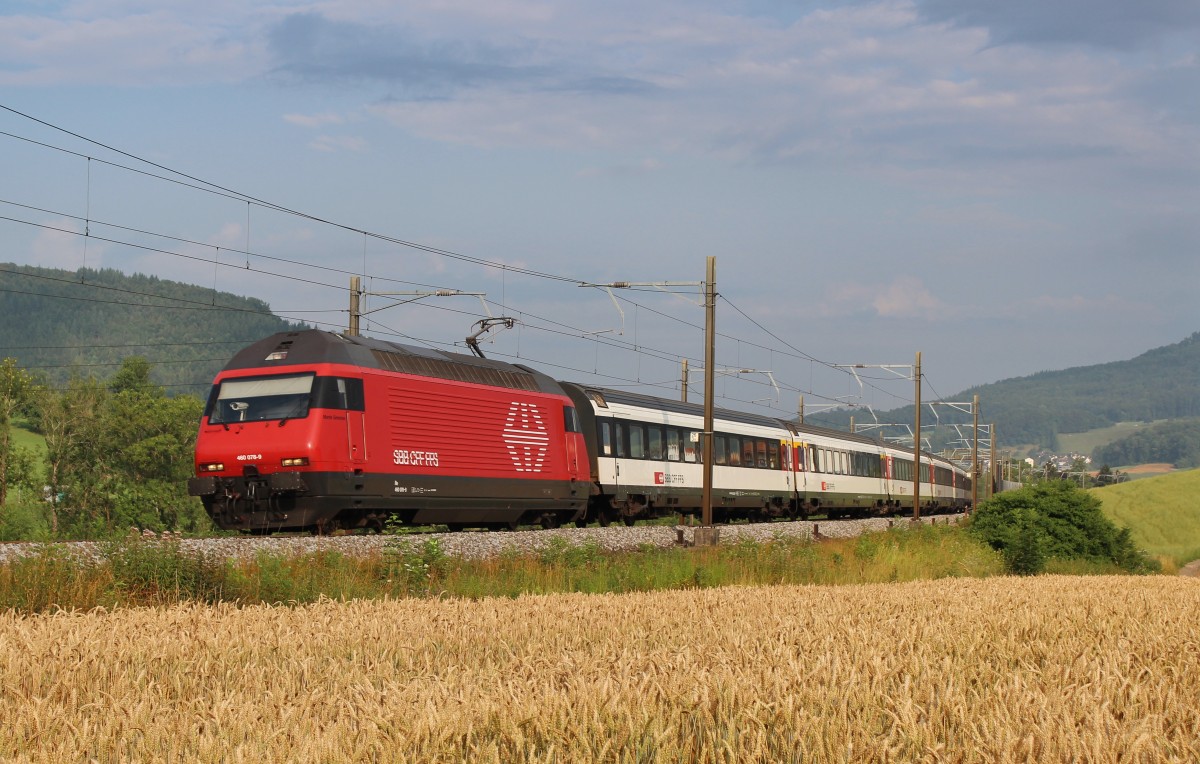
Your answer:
[3,575,1198,762]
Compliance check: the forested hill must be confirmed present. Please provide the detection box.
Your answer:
[0,264,303,394]
[810,331,1200,450]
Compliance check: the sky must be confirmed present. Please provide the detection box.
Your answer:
[1,0,1197,417]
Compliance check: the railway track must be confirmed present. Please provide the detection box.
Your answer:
[0,514,964,566]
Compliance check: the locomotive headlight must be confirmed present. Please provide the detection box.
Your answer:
[281,457,310,467]
[198,462,225,473]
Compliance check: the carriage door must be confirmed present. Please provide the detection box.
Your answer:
[348,412,367,465]
[340,377,367,466]
[563,405,586,486]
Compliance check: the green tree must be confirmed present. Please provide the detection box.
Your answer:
[39,375,109,536]
[102,360,206,531]
[108,355,154,394]
[36,358,208,537]
[0,358,39,506]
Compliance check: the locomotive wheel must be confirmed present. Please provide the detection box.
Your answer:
[315,517,345,535]
[597,511,611,528]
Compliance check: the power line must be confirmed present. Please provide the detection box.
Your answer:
[0,196,459,294]
[0,340,259,351]
[0,105,586,285]
[0,105,923,412]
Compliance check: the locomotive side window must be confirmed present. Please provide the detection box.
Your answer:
[209,373,315,424]
[312,377,365,411]
[563,406,582,433]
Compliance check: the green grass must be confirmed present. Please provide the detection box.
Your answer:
[1091,467,1200,567]
[6,424,46,458]
[1,524,1016,614]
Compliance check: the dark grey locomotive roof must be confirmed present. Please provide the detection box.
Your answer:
[220,330,567,396]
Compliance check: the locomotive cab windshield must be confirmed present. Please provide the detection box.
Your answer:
[207,373,315,423]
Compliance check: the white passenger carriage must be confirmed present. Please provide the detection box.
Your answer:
[562,385,796,524]
[563,384,973,525]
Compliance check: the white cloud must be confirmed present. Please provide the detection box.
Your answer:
[824,277,946,319]
[309,134,367,152]
[283,112,345,128]
[30,219,99,270]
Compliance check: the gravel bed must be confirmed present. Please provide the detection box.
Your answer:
[0,514,965,566]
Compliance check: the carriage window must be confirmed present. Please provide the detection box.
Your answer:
[768,442,780,470]
[810,448,819,472]
[797,447,807,472]
[714,436,727,465]
[666,430,680,461]
[647,426,664,460]
[614,422,627,458]
[727,437,741,466]
[599,421,613,456]
[684,432,699,462]
[743,440,757,469]
[629,424,646,459]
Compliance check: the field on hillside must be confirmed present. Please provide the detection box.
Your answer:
[1093,468,1200,564]
[1056,420,1167,458]
[7,425,45,457]
[3,576,1198,763]
[1121,463,1177,478]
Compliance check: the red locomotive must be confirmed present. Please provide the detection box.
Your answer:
[188,330,589,532]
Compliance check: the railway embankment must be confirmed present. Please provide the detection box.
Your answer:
[0,514,963,566]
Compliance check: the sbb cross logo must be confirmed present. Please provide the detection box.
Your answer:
[503,402,549,473]
[655,472,665,485]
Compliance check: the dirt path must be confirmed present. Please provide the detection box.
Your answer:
[1179,559,1200,578]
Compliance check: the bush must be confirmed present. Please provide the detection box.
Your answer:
[101,528,225,603]
[969,482,1158,574]
[1004,511,1047,575]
